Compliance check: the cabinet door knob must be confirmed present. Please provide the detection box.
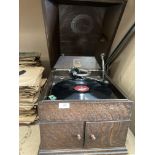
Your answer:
[90,134,96,140]
[77,134,81,140]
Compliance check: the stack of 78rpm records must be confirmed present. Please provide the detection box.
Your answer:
[19,52,46,124]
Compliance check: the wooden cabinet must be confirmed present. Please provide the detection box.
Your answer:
[38,71,132,155]
[38,0,133,154]
[39,120,130,154]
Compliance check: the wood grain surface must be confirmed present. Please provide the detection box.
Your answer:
[38,101,132,122]
[40,122,84,149]
[84,121,129,148]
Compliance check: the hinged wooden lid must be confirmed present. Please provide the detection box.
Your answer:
[42,0,127,68]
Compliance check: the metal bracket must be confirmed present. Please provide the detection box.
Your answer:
[105,24,135,72]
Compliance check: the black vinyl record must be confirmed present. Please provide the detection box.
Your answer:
[49,79,116,100]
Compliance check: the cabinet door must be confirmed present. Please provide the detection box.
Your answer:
[84,121,129,148]
[40,122,84,149]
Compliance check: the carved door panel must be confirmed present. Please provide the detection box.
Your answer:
[40,122,84,149]
[84,121,129,148]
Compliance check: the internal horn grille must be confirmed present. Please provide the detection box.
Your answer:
[59,5,107,56]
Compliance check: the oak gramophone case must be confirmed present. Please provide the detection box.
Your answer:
[38,0,133,154]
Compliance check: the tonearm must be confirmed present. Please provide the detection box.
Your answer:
[100,53,105,80]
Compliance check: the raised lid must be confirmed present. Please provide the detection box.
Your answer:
[42,0,127,68]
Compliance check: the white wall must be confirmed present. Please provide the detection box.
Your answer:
[110,0,135,55]
[109,0,135,134]
[19,0,50,76]
[110,35,135,133]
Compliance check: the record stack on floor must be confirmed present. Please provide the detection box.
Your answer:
[19,52,46,124]
[19,52,41,66]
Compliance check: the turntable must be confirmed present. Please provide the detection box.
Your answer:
[48,67,123,100]
[38,0,133,155]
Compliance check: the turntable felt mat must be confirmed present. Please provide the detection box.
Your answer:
[19,125,135,155]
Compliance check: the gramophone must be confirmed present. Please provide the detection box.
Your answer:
[38,0,133,154]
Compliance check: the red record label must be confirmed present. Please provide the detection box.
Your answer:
[74,85,89,92]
